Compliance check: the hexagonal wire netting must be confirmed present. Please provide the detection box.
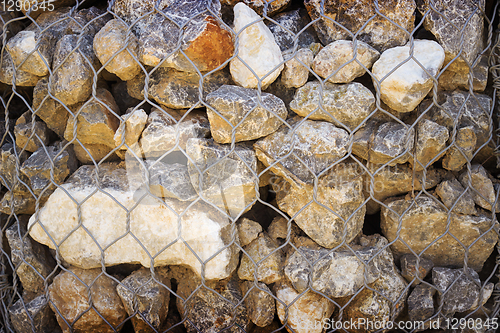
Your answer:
[0,0,500,332]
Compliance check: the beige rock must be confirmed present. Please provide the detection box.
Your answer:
[5,30,52,76]
[64,88,120,149]
[240,280,275,328]
[411,119,449,171]
[93,19,141,81]
[436,179,477,215]
[290,81,375,131]
[48,267,127,333]
[237,218,262,247]
[229,3,284,89]
[281,48,313,88]
[114,108,148,149]
[367,122,415,166]
[14,113,50,153]
[142,161,198,201]
[459,164,499,212]
[312,40,379,83]
[272,162,365,248]
[28,163,240,279]
[381,195,498,271]
[0,52,43,86]
[221,0,291,16]
[238,232,285,284]
[372,40,445,112]
[442,126,476,171]
[73,143,119,164]
[275,279,335,333]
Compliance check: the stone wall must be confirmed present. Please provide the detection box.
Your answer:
[0,0,499,332]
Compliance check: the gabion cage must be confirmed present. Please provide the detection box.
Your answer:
[0,0,500,332]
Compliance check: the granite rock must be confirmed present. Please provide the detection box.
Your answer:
[459,164,499,212]
[9,294,58,333]
[48,267,127,333]
[206,85,287,143]
[281,48,313,88]
[436,178,477,215]
[372,40,445,112]
[112,0,173,25]
[400,254,434,286]
[255,118,349,188]
[381,195,498,271]
[186,138,258,218]
[290,81,375,131]
[230,3,284,89]
[407,284,436,322]
[304,0,416,52]
[367,121,415,166]
[312,40,379,83]
[28,163,240,279]
[266,8,318,52]
[143,161,198,201]
[240,280,275,327]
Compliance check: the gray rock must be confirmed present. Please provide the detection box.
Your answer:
[9,294,58,333]
[148,67,232,109]
[186,138,258,218]
[272,162,365,248]
[400,254,434,287]
[459,164,499,212]
[21,0,76,19]
[290,81,375,131]
[411,119,449,171]
[312,40,380,83]
[255,117,349,188]
[0,51,43,86]
[138,109,210,159]
[441,126,476,171]
[144,161,198,201]
[0,143,30,194]
[238,232,285,284]
[5,30,53,77]
[0,11,23,47]
[112,0,173,25]
[281,48,314,89]
[368,121,415,166]
[6,222,56,294]
[240,280,275,328]
[436,179,477,215]
[14,112,50,153]
[432,267,488,315]
[222,0,291,16]
[63,7,109,37]
[116,268,171,333]
[381,195,498,271]
[438,54,489,92]
[407,284,436,322]
[50,34,98,105]
[175,267,249,333]
[304,0,416,52]
[114,108,148,157]
[206,85,287,144]
[284,245,385,298]
[237,217,262,247]
[266,8,318,52]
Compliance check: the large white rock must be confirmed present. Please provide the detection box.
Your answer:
[28,163,239,280]
[229,3,284,89]
[372,40,445,112]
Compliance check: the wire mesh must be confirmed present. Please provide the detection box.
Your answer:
[0,0,499,332]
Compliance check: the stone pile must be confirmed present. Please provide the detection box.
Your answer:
[1,1,498,333]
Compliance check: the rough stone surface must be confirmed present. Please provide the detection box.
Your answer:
[281,48,313,89]
[175,268,249,333]
[148,67,231,109]
[400,254,434,286]
[240,280,275,327]
[432,267,492,315]
[459,164,499,212]
[272,162,365,248]
[339,234,408,332]
[0,51,43,86]
[112,0,173,25]
[28,163,240,279]
[275,279,335,333]
[290,81,375,131]
[51,34,98,105]
[21,0,76,19]
[312,40,379,83]
[230,3,284,89]
[0,143,30,194]
[441,126,476,171]
[14,114,50,153]
[73,143,119,164]
[381,195,498,271]
[206,85,287,143]
[139,109,210,158]
[93,19,141,81]
[367,122,415,166]
[238,232,284,284]
[436,178,477,215]
[114,108,148,150]
[9,294,58,333]
[411,119,449,171]
[48,267,127,333]
[64,88,121,149]
[267,8,318,52]
[284,245,385,298]
[222,0,291,16]
[0,191,37,215]
[144,161,198,201]
[438,54,489,92]
[6,222,56,294]
[372,40,445,112]
[116,268,171,333]
[237,217,262,247]
[186,138,258,218]
[304,0,416,52]
[255,118,349,188]
[5,30,53,77]
[407,284,436,322]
